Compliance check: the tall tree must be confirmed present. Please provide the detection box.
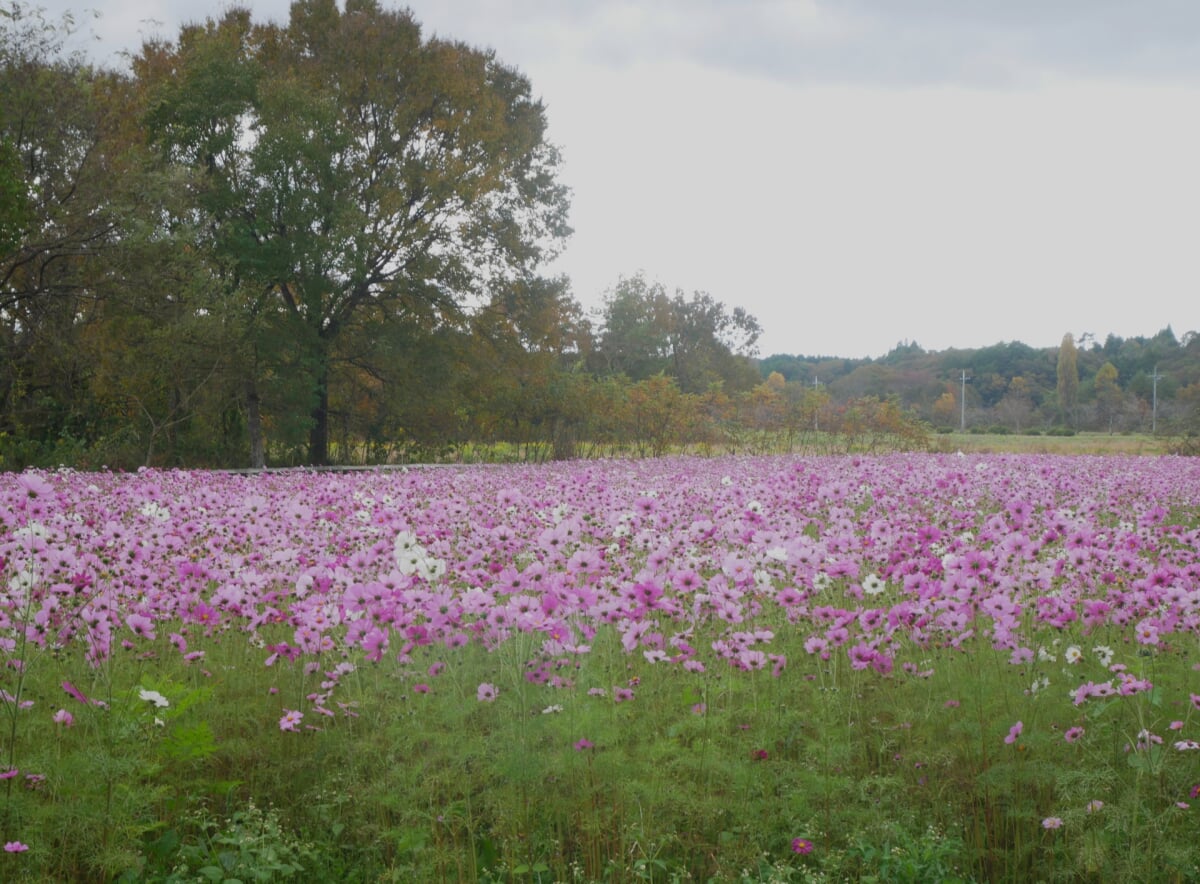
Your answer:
[1056,332,1079,427]
[593,273,761,394]
[1093,360,1123,433]
[0,128,25,256]
[593,275,673,380]
[0,2,140,460]
[138,0,570,464]
[667,290,761,394]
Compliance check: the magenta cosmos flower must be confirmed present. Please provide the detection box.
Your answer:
[791,837,814,854]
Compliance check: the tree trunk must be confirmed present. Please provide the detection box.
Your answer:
[308,357,330,466]
[245,376,265,469]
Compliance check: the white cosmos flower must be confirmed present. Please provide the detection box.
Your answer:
[862,573,885,595]
[139,502,171,522]
[393,531,421,554]
[12,521,47,539]
[139,689,169,708]
[415,556,446,581]
[8,568,38,594]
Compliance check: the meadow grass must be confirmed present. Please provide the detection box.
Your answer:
[0,457,1198,882]
[931,432,1171,457]
[4,607,1196,882]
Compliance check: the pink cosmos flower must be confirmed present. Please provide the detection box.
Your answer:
[1134,621,1159,645]
[125,613,156,641]
[476,682,498,702]
[1086,800,1104,813]
[61,681,89,705]
[1042,817,1063,829]
[1064,727,1084,743]
[279,710,303,732]
[803,636,828,656]
[52,709,73,728]
[1004,721,1023,745]
[791,838,814,855]
[574,738,594,751]
[3,841,28,853]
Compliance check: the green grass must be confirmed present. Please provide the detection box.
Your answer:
[2,606,1198,882]
[930,432,1171,456]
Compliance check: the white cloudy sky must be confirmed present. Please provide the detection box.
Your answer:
[34,0,1200,358]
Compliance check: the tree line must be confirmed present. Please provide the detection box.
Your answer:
[760,328,1200,439]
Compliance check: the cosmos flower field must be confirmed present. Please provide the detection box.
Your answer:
[2,454,1199,881]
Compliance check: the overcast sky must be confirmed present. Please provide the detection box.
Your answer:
[32,0,1200,358]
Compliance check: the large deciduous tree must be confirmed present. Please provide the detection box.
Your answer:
[138,0,570,464]
[0,2,138,458]
[0,129,25,256]
[593,274,761,394]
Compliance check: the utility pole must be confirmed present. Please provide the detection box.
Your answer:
[960,370,971,432]
[1151,365,1163,434]
[812,375,821,431]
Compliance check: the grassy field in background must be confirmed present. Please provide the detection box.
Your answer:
[931,432,1172,456]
